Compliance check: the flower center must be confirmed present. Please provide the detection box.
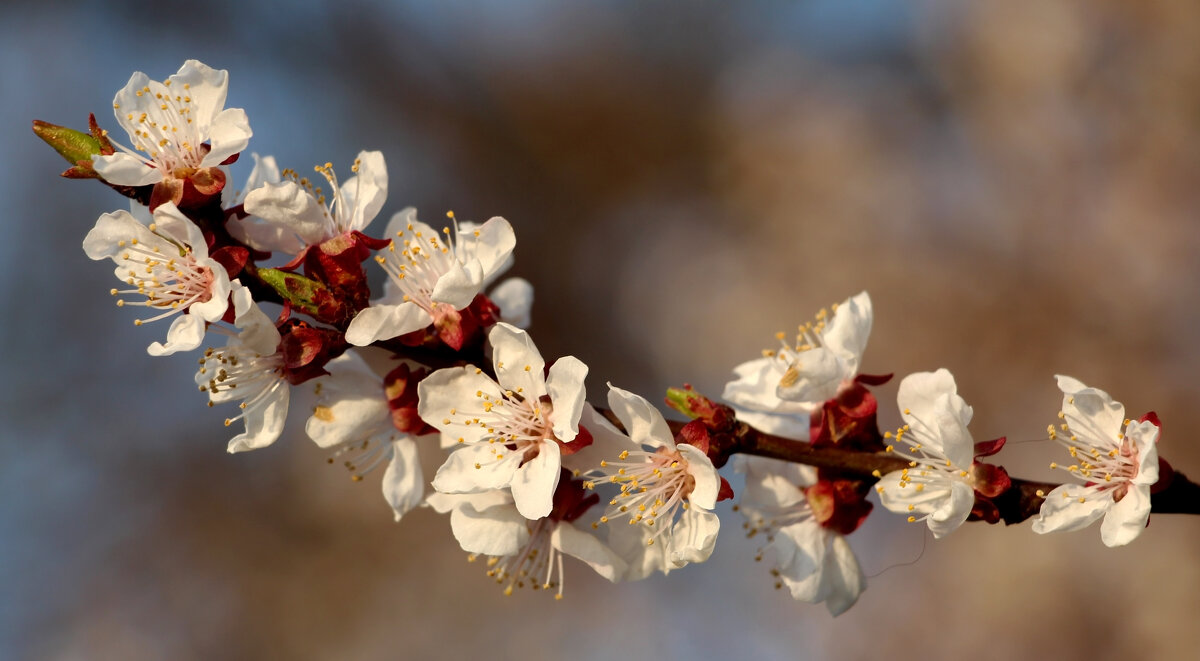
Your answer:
[587,446,695,546]
[118,80,205,173]
[198,345,285,428]
[374,218,461,315]
[1047,412,1140,494]
[110,229,214,326]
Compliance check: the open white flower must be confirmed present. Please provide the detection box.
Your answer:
[420,323,588,519]
[722,291,872,439]
[875,369,977,538]
[1032,375,1160,547]
[427,486,624,599]
[94,60,251,188]
[584,384,721,570]
[83,202,231,356]
[734,456,865,616]
[240,150,387,254]
[306,351,431,521]
[196,284,288,453]
[345,208,515,346]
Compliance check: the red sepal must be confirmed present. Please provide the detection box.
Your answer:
[549,470,601,523]
[558,424,594,456]
[809,382,885,452]
[384,363,436,435]
[854,372,893,387]
[805,479,873,536]
[276,320,347,385]
[716,476,735,502]
[973,436,1006,458]
[677,419,711,455]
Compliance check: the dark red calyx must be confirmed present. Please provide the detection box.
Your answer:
[398,294,500,353]
[809,382,885,452]
[549,470,601,523]
[677,420,711,454]
[805,478,873,536]
[384,363,436,435]
[278,320,346,385]
[969,461,1011,499]
[148,166,227,213]
[300,230,391,322]
[211,246,250,279]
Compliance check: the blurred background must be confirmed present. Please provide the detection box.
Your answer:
[4,0,1200,658]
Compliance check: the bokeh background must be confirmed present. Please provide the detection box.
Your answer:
[4,1,1200,659]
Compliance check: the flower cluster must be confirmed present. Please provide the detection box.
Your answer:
[43,60,1184,617]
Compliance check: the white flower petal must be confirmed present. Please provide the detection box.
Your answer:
[490,277,534,329]
[1031,483,1110,535]
[897,369,974,468]
[775,347,844,404]
[551,523,626,582]
[382,438,425,522]
[510,442,562,520]
[92,153,161,186]
[425,490,512,515]
[678,444,719,509]
[821,291,872,375]
[429,261,483,309]
[345,302,432,346]
[243,181,329,246]
[1128,419,1161,486]
[546,355,588,443]
[169,60,229,130]
[667,507,720,568]
[417,367,504,446]
[1100,485,1151,547]
[606,383,674,449]
[432,444,520,494]
[1056,374,1126,447]
[449,502,529,556]
[822,534,866,616]
[338,150,387,232]
[489,323,548,400]
[226,382,288,453]
[200,107,252,167]
[926,481,975,539]
[459,216,516,282]
[147,314,207,356]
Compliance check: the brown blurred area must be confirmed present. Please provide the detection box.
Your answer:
[5,1,1200,659]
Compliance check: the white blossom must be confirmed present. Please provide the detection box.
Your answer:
[345,208,515,346]
[426,489,624,599]
[875,369,977,538]
[83,202,231,356]
[723,291,872,439]
[583,384,721,571]
[734,456,865,616]
[240,150,386,253]
[94,60,251,188]
[420,323,587,519]
[1032,375,1160,547]
[306,350,431,521]
[195,285,288,453]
